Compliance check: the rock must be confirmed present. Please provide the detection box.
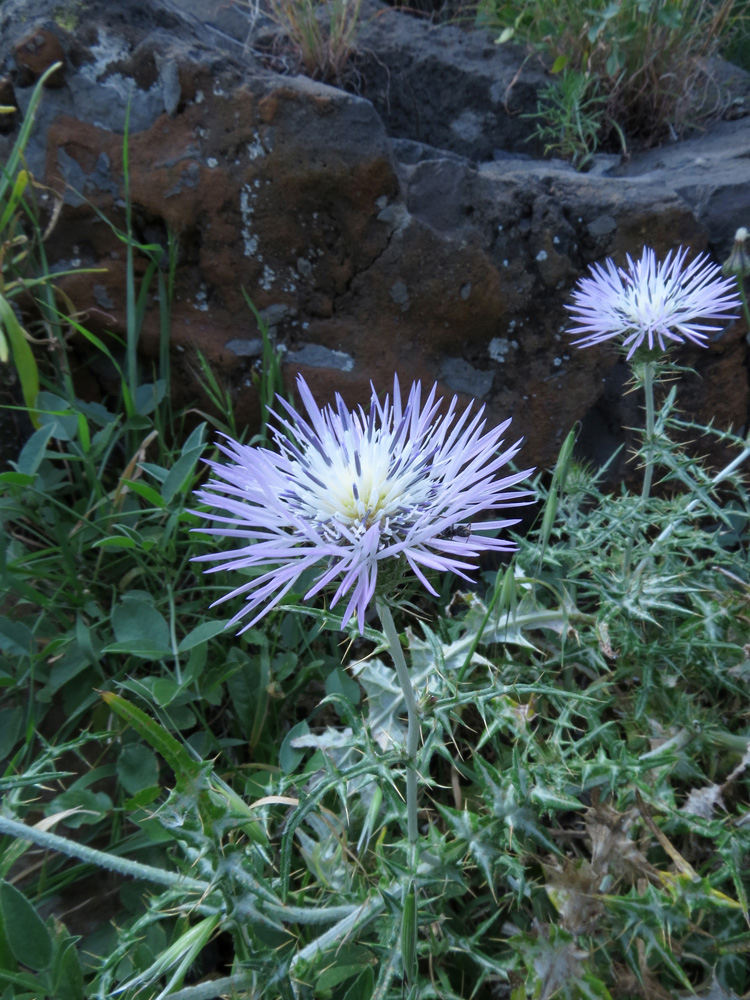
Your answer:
[614,116,750,252]
[354,1,550,161]
[14,27,66,87]
[0,77,17,133]
[0,0,747,478]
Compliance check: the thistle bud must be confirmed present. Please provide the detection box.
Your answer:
[722,227,750,279]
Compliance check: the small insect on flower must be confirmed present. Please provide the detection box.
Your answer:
[192,375,533,634]
[566,246,740,360]
[440,523,472,540]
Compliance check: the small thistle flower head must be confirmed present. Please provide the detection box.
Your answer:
[192,375,533,634]
[722,227,750,279]
[566,246,740,360]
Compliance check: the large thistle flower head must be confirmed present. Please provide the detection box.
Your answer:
[566,246,740,360]
[192,375,533,633]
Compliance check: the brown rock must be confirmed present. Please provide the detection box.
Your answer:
[0,0,747,480]
[14,27,65,87]
[0,77,17,133]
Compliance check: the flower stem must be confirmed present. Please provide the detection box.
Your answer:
[377,600,420,855]
[631,439,750,584]
[640,441,750,562]
[0,814,208,890]
[641,360,656,503]
[737,276,750,333]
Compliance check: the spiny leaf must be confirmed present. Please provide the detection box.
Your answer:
[100,691,201,783]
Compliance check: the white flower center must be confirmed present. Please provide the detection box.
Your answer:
[292,426,435,539]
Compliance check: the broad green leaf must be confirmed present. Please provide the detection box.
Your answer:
[0,969,44,991]
[52,939,84,1000]
[37,391,78,441]
[139,461,169,483]
[117,743,159,795]
[42,649,88,698]
[111,597,170,654]
[76,411,91,453]
[341,965,374,1000]
[124,786,160,810]
[0,907,15,971]
[90,419,119,456]
[15,424,53,476]
[280,720,310,774]
[120,478,165,508]
[325,666,360,706]
[317,947,376,992]
[226,658,270,749]
[0,619,33,657]
[134,379,166,416]
[605,51,620,77]
[92,536,137,549]
[0,707,23,761]
[177,619,230,653]
[0,881,52,972]
[75,615,101,669]
[151,677,182,706]
[181,421,207,454]
[46,789,112,827]
[161,445,205,504]
[0,472,34,486]
[102,639,171,659]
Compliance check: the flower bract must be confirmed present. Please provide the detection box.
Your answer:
[193,375,533,633]
[722,227,750,279]
[567,246,740,359]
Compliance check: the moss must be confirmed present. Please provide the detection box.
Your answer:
[52,2,85,32]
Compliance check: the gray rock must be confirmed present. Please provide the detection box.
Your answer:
[286,345,355,371]
[439,357,494,398]
[354,0,550,161]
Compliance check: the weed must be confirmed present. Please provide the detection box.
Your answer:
[0,63,93,417]
[525,69,609,169]
[484,0,743,157]
[267,0,363,83]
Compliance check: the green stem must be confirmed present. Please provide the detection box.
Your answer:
[377,600,420,854]
[163,973,254,1000]
[167,582,182,683]
[737,275,750,333]
[641,360,656,503]
[632,440,750,580]
[0,815,208,890]
[122,99,139,411]
[290,892,385,969]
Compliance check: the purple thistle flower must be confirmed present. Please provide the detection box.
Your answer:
[192,375,533,634]
[566,246,740,360]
